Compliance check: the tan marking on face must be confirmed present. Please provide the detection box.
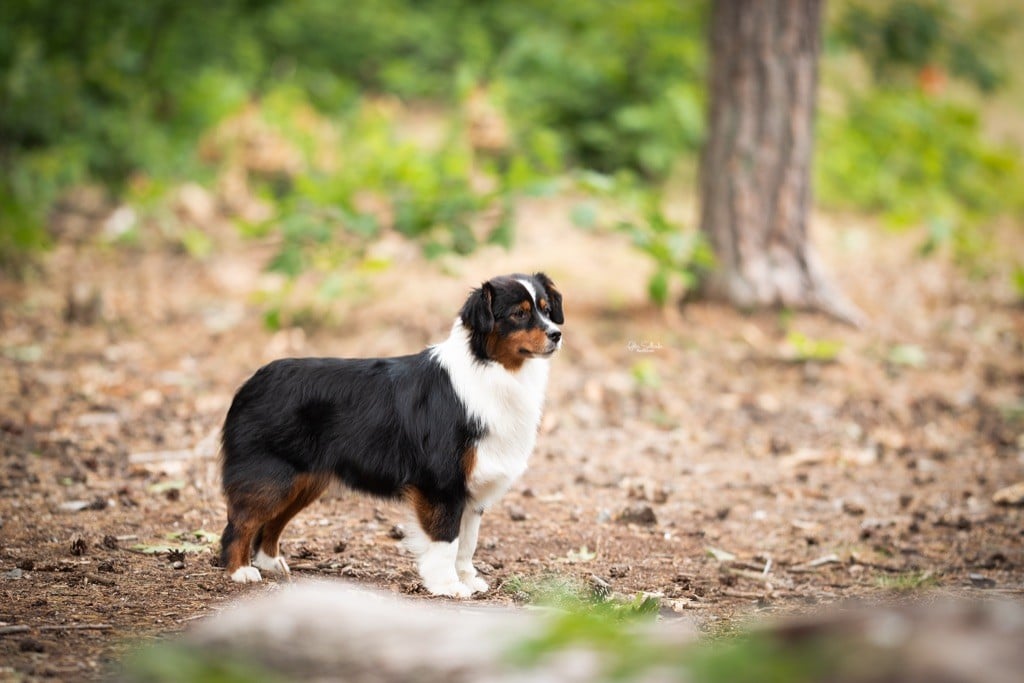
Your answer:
[518,300,532,312]
[538,298,549,312]
[486,327,550,372]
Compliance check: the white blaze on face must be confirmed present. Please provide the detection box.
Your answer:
[516,278,560,339]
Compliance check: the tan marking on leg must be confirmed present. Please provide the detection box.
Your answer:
[256,474,330,557]
[461,445,477,481]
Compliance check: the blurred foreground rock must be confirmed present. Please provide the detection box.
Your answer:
[120,581,1024,683]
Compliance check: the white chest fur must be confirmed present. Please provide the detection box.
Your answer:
[431,322,550,507]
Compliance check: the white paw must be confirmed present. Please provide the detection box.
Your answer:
[461,575,489,594]
[230,566,263,584]
[252,549,290,575]
[424,579,473,598]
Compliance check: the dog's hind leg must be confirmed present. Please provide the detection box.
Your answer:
[221,469,303,583]
[251,474,329,577]
[221,507,264,583]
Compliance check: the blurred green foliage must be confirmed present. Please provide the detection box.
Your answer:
[0,0,706,260]
[573,171,714,305]
[1,0,1021,294]
[822,1,1023,275]
[835,1,1013,92]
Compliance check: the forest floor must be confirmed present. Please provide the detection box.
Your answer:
[1,191,1022,681]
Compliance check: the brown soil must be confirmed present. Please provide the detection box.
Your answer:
[1,198,1022,681]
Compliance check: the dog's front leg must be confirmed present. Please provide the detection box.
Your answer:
[456,505,488,593]
[417,539,472,598]
[409,490,474,598]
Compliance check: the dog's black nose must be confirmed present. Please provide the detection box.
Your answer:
[547,330,562,343]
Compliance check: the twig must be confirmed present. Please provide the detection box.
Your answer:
[39,624,113,632]
[84,573,117,587]
[787,553,841,573]
[721,566,773,583]
[128,449,196,464]
[0,625,30,636]
[720,588,766,600]
[1,623,113,635]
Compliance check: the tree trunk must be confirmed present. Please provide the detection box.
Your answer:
[699,0,863,325]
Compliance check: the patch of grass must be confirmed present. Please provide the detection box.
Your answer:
[120,643,285,683]
[875,570,939,591]
[684,632,841,683]
[503,574,853,683]
[1012,265,1024,303]
[784,331,844,363]
[500,573,659,616]
[502,573,662,680]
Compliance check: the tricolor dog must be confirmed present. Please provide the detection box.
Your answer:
[219,272,563,597]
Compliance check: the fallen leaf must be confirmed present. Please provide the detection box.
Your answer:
[565,546,597,563]
[706,546,737,562]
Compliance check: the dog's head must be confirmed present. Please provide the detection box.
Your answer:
[460,272,563,371]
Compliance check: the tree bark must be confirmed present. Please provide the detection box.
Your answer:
[699,0,864,325]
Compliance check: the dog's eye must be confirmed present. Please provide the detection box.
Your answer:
[511,309,529,321]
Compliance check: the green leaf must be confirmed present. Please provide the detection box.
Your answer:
[179,229,213,260]
[888,344,927,368]
[147,480,185,494]
[647,269,670,306]
[785,331,844,363]
[1012,266,1024,302]
[570,202,598,230]
[130,541,209,555]
[267,245,305,278]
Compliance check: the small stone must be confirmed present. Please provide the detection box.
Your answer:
[19,638,45,653]
[841,500,866,516]
[617,504,657,526]
[969,573,996,589]
[4,568,24,580]
[992,482,1024,507]
[171,561,185,570]
[102,535,119,550]
[389,525,406,540]
[59,501,93,513]
[652,486,671,504]
[508,507,528,522]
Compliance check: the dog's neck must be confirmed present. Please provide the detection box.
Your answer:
[432,319,550,419]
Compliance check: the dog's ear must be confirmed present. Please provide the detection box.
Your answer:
[460,282,495,333]
[534,272,564,324]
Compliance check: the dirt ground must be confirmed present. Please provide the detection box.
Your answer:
[1,195,1022,681]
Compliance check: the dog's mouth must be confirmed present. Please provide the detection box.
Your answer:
[519,345,560,358]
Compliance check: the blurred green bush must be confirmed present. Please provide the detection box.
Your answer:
[1,0,1021,290]
[0,0,706,274]
[821,0,1023,273]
